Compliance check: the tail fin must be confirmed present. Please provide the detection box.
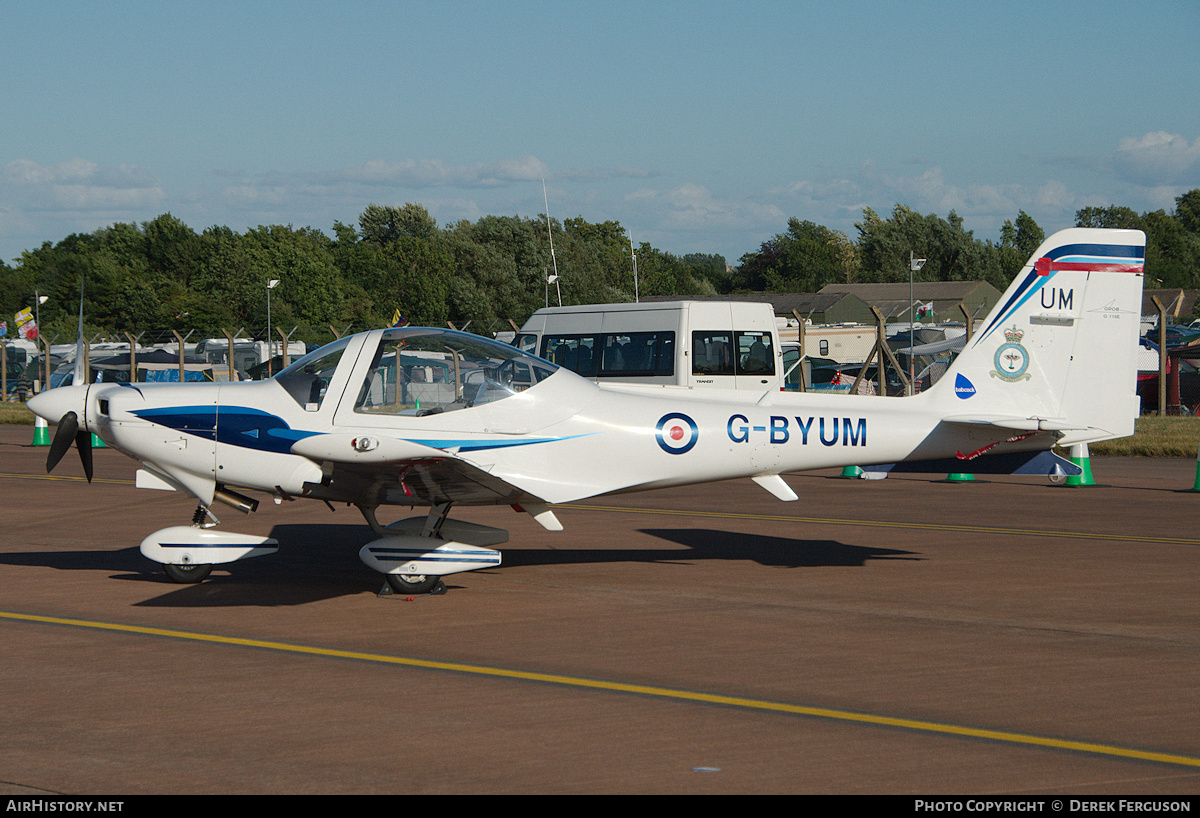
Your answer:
[932,228,1145,444]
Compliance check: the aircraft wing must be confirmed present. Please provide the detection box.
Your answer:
[290,433,549,510]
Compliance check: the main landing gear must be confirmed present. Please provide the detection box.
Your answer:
[358,501,506,596]
[140,503,278,585]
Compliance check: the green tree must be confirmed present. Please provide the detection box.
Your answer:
[998,210,1045,280]
[1075,205,1143,230]
[856,205,1002,287]
[1175,189,1200,234]
[359,203,438,244]
[733,218,841,292]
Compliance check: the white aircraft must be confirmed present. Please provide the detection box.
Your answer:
[28,228,1146,593]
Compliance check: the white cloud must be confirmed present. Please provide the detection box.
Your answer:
[2,158,163,212]
[768,160,1095,240]
[331,155,551,189]
[1112,132,1200,187]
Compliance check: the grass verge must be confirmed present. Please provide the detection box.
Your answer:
[1085,415,1200,458]
[0,402,34,425]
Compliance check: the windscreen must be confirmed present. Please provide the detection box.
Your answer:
[353,328,559,416]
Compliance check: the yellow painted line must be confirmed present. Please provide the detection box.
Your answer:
[0,472,131,485]
[560,503,1200,547]
[4,609,1200,769]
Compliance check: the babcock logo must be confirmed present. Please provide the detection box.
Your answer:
[656,412,698,454]
[954,373,976,400]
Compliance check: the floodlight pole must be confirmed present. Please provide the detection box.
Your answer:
[908,252,926,395]
[266,279,280,376]
[630,235,639,303]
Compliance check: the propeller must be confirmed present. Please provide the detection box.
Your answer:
[46,410,94,483]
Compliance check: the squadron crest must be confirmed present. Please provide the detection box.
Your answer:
[991,326,1032,382]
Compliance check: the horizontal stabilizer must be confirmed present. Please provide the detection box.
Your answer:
[864,450,1081,477]
[943,415,1086,432]
[752,474,799,501]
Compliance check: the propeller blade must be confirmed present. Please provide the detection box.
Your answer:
[46,412,79,474]
[76,430,94,483]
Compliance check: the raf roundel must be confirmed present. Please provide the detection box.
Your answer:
[655,412,698,454]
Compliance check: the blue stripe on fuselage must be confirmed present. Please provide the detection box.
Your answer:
[131,406,586,455]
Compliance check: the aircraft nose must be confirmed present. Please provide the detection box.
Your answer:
[27,385,90,427]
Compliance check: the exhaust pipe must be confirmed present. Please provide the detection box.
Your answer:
[212,487,260,514]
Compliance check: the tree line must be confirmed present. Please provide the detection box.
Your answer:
[3,190,1198,344]
[734,190,1200,297]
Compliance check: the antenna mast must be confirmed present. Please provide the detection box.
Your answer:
[630,234,639,302]
[543,180,559,280]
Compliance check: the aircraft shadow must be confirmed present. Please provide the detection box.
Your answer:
[0,524,377,608]
[0,524,919,607]
[503,528,920,569]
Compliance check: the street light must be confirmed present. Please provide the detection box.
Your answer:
[908,253,926,395]
[34,292,49,388]
[266,279,280,376]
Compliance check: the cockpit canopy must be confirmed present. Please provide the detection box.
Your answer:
[275,327,560,415]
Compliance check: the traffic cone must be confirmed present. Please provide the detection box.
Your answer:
[91,433,107,448]
[32,415,50,446]
[943,471,975,483]
[1064,443,1095,487]
[838,465,863,478]
[1190,440,1200,492]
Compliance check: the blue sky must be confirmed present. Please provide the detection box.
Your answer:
[3,0,1198,267]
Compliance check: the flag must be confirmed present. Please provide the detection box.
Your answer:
[916,301,934,319]
[15,307,33,327]
[391,309,405,327]
[0,321,6,337]
[18,321,38,340]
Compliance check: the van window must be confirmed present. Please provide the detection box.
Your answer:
[542,335,597,377]
[693,331,734,375]
[600,332,674,376]
[542,331,675,378]
[692,331,774,376]
[737,331,774,375]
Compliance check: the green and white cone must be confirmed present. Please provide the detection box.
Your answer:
[32,415,50,446]
[1065,443,1095,487]
[1191,439,1200,492]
